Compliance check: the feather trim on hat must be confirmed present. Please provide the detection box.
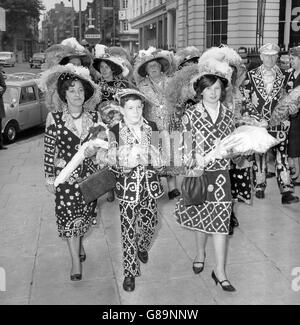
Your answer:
[108,46,132,63]
[190,58,232,92]
[165,65,199,111]
[199,46,246,88]
[38,63,101,113]
[42,44,73,70]
[61,37,85,52]
[94,44,108,58]
[133,47,176,85]
[93,44,130,78]
[175,46,201,69]
[43,42,92,70]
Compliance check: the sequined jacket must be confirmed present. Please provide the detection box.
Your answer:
[243,64,291,136]
[182,102,235,173]
[109,119,164,203]
[44,109,101,185]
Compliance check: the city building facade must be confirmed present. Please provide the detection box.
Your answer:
[83,0,120,46]
[130,0,300,51]
[42,2,74,46]
[118,0,139,54]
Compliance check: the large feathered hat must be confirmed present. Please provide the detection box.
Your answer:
[108,46,132,63]
[191,57,233,88]
[165,64,200,108]
[38,63,101,113]
[133,47,175,84]
[92,44,130,78]
[175,46,201,70]
[43,37,92,70]
[199,45,246,87]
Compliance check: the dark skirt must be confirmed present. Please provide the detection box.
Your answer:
[55,182,97,239]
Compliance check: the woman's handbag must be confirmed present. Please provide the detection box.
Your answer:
[181,173,209,206]
[79,167,116,204]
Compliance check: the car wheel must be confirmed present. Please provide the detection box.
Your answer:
[4,122,18,143]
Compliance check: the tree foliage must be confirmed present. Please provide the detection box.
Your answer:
[0,0,45,33]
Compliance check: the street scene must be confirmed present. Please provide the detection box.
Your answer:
[1,0,300,307]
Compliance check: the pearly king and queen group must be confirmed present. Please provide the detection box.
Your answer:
[39,37,300,292]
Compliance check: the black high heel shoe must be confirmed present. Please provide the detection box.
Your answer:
[192,253,206,274]
[211,270,236,292]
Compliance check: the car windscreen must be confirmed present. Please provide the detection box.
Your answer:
[3,86,19,103]
[32,54,45,60]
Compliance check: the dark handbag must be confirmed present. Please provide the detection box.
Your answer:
[79,167,116,204]
[181,173,209,206]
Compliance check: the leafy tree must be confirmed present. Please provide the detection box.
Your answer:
[0,0,45,52]
[0,0,45,34]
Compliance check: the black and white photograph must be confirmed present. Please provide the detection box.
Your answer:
[0,0,300,307]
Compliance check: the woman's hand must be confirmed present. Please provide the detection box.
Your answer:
[46,182,56,194]
[84,145,97,158]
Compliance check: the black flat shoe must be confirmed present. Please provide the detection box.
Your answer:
[266,171,275,178]
[168,189,181,200]
[282,192,299,204]
[255,190,265,199]
[123,276,135,292]
[70,273,82,281]
[0,146,7,150]
[137,250,148,264]
[211,270,236,292]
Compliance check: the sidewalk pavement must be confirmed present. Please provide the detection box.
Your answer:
[0,132,300,305]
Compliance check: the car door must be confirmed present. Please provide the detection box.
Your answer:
[18,85,41,129]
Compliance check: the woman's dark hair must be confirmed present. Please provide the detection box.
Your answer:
[229,65,238,87]
[193,74,227,102]
[57,74,93,103]
[120,94,144,107]
[59,56,82,66]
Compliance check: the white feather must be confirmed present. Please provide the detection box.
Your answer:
[61,37,85,52]
[94,44,108,58]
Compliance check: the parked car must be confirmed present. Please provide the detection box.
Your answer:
[29,52,46,69]
[5,72,41,81]
[1,74,48,143]
[0,52,16,67]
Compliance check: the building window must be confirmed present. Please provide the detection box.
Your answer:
[123,20,129,31]
[122,0,128,9]
[206,0,228,48]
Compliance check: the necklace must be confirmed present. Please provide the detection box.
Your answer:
[69,109,83,120]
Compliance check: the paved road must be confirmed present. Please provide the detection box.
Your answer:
[0,130,300,305]
[2,62,41,74]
